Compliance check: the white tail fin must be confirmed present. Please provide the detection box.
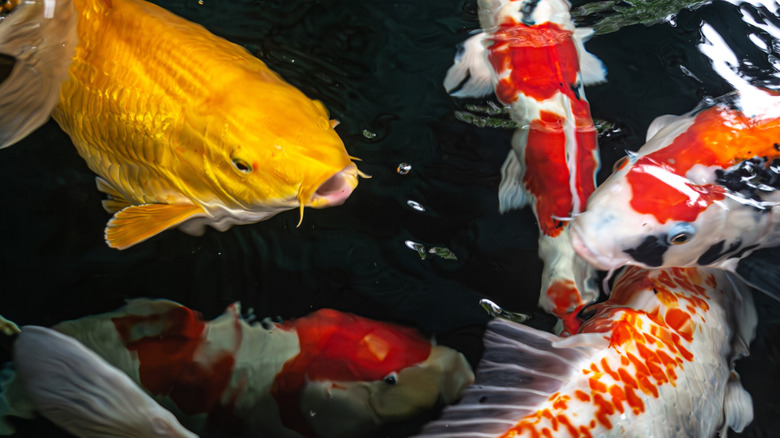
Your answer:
[14,326,198,438]
[0,0,77,148]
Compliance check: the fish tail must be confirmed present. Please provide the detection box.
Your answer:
[0,0,77,148]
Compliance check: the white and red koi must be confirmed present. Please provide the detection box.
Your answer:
[2,300,474,438]
[416,266,757,437]
[571,92,780,274]
[445,0,606,333]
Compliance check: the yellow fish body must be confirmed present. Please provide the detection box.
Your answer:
[1,0,360,249]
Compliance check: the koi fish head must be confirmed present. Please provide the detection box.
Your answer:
[572,96,780,271]
[273,309,474,437]
[179,77,360,224]
[299,345,474,437]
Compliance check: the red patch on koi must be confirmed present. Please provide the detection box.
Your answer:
[271,309,432,437]
[627,105,780,223]
[112,307,236,417]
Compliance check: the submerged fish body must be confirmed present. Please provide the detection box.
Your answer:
[3,300,474,438]
[1,0,360,249]
[417,266,757,437]
[444,0,606,333]
[571,93,780,273]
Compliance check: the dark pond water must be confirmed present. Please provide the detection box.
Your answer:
[1,0,779,436]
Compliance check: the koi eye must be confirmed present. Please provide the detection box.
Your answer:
[613,156,629,172]
[667,223,695,245]
[232,158,253,173]
[383,372,398,385]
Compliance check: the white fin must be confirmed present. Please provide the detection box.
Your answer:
[0,0,78,148]
[498,149,529,213]
[443,32,495,98]
[645,114,682,141]
[414,318,601,437]
[13,326,198,438]
[573,27,607,86]
[720,372,754,435]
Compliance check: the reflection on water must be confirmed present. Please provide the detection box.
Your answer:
[0,0,779,436]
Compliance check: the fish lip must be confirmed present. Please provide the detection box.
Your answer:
[308,163,359,207]
[570,222,620,271]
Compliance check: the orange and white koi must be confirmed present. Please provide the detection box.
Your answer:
[571,92,780,273]
[416,266,757,437]
[445,0,606,333]
[571,15,780,275]
[2,300,473,438]
[0,0,361,249]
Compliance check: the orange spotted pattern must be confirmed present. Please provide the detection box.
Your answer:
[500,267,719,437]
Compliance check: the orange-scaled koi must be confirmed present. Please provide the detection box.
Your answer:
[444,0,607,333]
[416,266,757,437]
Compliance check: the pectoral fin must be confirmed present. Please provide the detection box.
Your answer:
[105,203,207,250]
[95,177,133,213]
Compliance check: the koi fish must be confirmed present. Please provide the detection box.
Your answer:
[0,0,361,249]
[1,299,474,438]
[571,14,780,277]
[444,0,606,333]
[571,92,780,274]
[416,266,757,437]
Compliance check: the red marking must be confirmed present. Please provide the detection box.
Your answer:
[627,105,780,223]
[592,393,614,428]
[600,358,620,381]
[112,306,236,417]
[489,21,581,103]
[579,425,595,438]
[271,309,432,437]
[552,394,570,410]
[542,428,553,438]
[575,390,591,402]
[524,111,577,237]
[589,377,607,393]
[624,385,645,414]
[556,414,580,436]
[609,385,626,414]
[665,308,694,341]
[618,367,638,389]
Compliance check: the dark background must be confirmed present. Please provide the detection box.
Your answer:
[0,0,778,436]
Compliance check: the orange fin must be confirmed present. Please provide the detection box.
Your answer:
[105,203,206,250]
[96,178,133,213]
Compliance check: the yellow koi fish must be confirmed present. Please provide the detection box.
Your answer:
[0,0,361,249]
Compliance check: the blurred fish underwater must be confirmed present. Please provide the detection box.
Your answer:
[0,0,780,436]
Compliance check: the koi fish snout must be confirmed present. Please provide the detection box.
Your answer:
[308,162,361,208]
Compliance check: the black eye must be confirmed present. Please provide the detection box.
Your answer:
[232,158,252,173]
[667,223,696,245]
[383,372,398,385]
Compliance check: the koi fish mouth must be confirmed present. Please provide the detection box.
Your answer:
[570,223,626,272]
[307,162,360,208]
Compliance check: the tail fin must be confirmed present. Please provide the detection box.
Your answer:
[414,318,604,437]
[0,0,77,148]
[14,326,198,438]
